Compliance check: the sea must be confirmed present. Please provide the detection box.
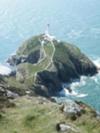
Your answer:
[0,0,100,111]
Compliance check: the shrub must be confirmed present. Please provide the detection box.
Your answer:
[70,114,77,121]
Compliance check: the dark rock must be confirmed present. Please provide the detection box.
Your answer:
[27,50,41,64]
[7,50,41,66]
[7,55,24,66]
[9,71,16,77]
[54,61,79,83]
[67,87,72,93]
[35,70,62,96]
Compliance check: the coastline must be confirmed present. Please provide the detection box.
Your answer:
[0,63,11,75]
[0,48,100,111]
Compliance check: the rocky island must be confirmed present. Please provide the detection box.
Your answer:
[7,34,97,96]
[0,33,100,133]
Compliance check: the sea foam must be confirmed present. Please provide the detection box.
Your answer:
[0,64,11,75]
[93,58,100,69]
[60,58,100,98]
[60,76,88,98]
[60,87,88,98]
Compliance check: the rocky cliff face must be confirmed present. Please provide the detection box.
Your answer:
[7,34,97,96]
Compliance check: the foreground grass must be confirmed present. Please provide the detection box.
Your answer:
[0,96,100,133]
[0,96,62,133]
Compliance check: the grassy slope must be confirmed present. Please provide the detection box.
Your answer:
[0,96,100,133]
[5,40,54,90]
[17,36,42,56]
[53,40,81,65]
[17,42,54,83]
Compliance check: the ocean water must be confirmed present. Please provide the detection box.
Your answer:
[0,0,100,110]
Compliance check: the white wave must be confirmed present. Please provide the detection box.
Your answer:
[64,88,88,98]
[70,76,87,90]
[76,93,88,98]
[0,64,11,75]
[64,88,77,97]
[93,58,100,69]
[61,76,88,98]
[90,75,99,84]
[60,88,88,98]
[60,58,100,98]
[90,58,100,84]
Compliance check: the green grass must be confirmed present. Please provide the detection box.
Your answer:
[4,77,27,95]
[0,97,62,133]
[6,41,54,89]
[17,35,42,56]
[0,96,100,133]
[17,42,54,82]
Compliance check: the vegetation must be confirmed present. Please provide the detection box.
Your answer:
[17,35,42,56]
[0,96,100,133]
[6,35,97,93]
[0,34,98,133]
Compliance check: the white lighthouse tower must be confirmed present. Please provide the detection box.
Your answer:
[45,24,50,36]
[43,24,55,42]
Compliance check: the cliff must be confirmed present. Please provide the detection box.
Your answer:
[7,34,97,96]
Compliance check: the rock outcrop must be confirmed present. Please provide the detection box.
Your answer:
[0,76,16,108]
[56,122,78,132]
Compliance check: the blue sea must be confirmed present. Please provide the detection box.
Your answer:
[0,0,100,111]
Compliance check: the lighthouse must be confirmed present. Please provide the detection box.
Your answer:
[45,24,50,36]
[43,24,55,42]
